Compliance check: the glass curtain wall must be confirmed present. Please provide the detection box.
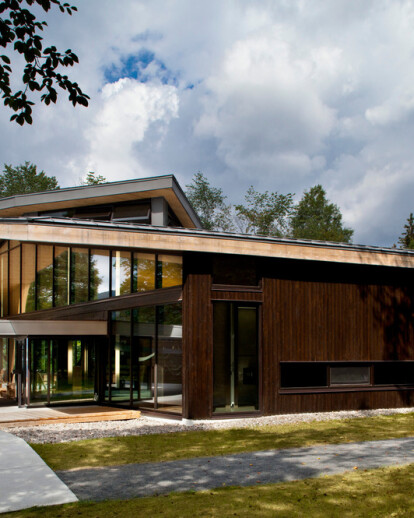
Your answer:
[107,303,182,414]
[213,302,259,413]
[0,338,16,403]
[0,242,8,317]
[107,310,131,404]
[0,241,182,317]
[30,338,96,404]
[132,306,156,408]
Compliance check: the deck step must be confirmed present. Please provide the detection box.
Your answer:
[0,408,141,427]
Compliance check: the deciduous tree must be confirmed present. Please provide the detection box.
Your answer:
[0,161,59,197]
[186,172,234,231]
[235,186,294,237]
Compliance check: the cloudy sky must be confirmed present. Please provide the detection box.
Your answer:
[1,0,414,246]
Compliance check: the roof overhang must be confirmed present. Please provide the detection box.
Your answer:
[0,320,107,337]
[2,219,414,269]
[0,175,202,229]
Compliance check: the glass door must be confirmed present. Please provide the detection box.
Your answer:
[213,303,259,413]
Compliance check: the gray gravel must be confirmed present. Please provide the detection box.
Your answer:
[58,436,414,500]
[4,406,414,444]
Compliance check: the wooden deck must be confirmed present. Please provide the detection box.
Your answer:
[0,405,141,428]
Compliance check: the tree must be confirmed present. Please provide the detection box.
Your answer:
[290,184,353,243]
[83,171,107,185]
[185,172,234,231]
[0,161,59,197]
[0,0,89,125]
[235,186,294,237]
[397,213,414,249]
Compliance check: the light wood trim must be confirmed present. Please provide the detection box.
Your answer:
[0,189,197,229]
[2,221,414,268]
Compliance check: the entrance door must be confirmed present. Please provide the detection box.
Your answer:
[213,303,259,413]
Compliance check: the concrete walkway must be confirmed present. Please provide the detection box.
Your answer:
[0,430,78,513]
[58,436,414,501]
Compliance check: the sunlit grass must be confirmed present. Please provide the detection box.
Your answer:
[32,412,414,471]
[4,463,414,517]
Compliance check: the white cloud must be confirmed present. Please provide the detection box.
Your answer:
[77,78,179,180]
[1,0,414,245]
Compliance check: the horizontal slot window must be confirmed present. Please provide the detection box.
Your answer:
[374,362,414,385]
[280,363,327,388]
[281,362,414,390]
[330,366,370,386]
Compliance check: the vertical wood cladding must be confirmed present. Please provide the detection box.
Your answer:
[182,253,212,419]
[262,259,414,414]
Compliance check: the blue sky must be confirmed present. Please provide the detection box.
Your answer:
[1,0,414,247]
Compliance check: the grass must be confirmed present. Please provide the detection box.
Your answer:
[4,463,414,517]
[32,412,414,471]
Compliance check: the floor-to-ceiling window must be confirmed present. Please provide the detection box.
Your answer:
[0,338,16,404]
[30,337,96,404]
[106,303,182,414]
[213,302,259,413]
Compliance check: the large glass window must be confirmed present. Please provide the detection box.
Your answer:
[157,304,182,412]
[157,255,182,289]
[71,248,89,304]
[0,249,8,317]
[90,249,110,300]
[21,244,36,313]
[0,338,15,402]
[108,310,131,404]
[54,247,70,307]
[30,337,96,404]
[111,251,131,296]
[213,302,259,413]
[132,307,156,408]
[0,241,182,316]
[50,338,96,403]
[133,252,155,292]
[107,303,182,414]
[9,246,20,315]
[30,339,49,403]
[37,245,53,310]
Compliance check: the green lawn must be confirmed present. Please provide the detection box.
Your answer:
[33,412,414,471]
[4,463,414,517]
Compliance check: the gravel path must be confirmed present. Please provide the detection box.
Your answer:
[4,406,414,444]
[58,436,414,500]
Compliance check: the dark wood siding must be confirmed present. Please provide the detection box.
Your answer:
[262,259,414,414]
[182,253,212,419]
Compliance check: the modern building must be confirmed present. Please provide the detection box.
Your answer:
[0,174,414,419]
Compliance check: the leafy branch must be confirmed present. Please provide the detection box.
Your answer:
[0,0,89,125]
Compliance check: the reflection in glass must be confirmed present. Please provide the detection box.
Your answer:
[30,338,96,404]
[71,248,89,304]
[54,247,69,307]
[9,246,21,315]
[213,303,258,413]
[133,253,155,292]
[0,250,8,317]
[157,303,182,413]
[109,310,131,404]
[30,339,49,403]
[37,245,53,310]
[132,307,156,408]
[50,338,96,402]
[157,255,182,289]
[21,243,36,313]
[0,338,15,401]
[111,251,131,296]
[90,249,110,300]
